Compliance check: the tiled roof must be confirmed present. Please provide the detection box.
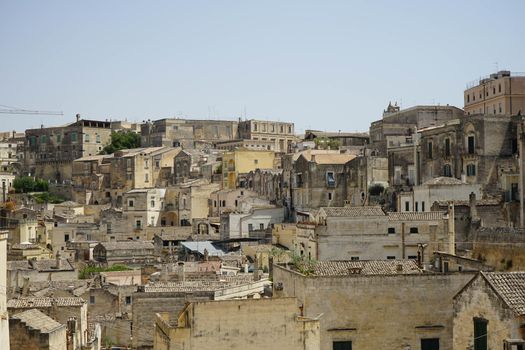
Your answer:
[434,199,501,207]
[312,260,422,276]
[387,212,445,221]
[483,272,525,316]
[11,309,64,333]
[98,241,154,251]
[423,177,464,185]
[311,154,356,164]
[8,297,86,308]
[143,275,266,293]
[30,259,74,272]
[320,206,385,217]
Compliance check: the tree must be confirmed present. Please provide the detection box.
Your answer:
[13,176,48,193]
[100,131,141,154]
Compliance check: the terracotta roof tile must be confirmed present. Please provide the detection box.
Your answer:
[320,207,385,217]
[312,260,422,276]
[483,272,525,316]
[7,297,86,308]
[11,309,65,333]
[387,212,446,221]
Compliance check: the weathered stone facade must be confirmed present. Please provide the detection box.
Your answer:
[273,263,474,350]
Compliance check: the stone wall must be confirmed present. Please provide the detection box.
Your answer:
[273,265,474,350]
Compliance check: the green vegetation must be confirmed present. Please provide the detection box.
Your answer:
[13,176,48,193]
[79,264,132,279]
[100,130,141,154]
[32,192,65,204]
[291,253,317,276]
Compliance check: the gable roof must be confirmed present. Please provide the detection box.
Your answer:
[482,272,525,316]
[11,309,65,333]
[387,211,446,221]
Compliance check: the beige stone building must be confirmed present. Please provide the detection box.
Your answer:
[0,231,9,349]
[154,298,320,350]
[238,119,296,153]
[273,260,474,350]
[222,149,276,189]
[295,207,453,263]
[453,272,525,349]
[9,309,66,350]
[464,71,525,116]
[24,116,113,182]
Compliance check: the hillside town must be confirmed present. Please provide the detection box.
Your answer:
[0,70,524,350]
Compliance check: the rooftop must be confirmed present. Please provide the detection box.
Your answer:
[482,272,525,316]
[387,211,446,221]
[98,241,154,251]
[423,177,465,186]
[311,260,422,276]
[8,297,86,308]
[320,206,385,217]
[11,309,65,333]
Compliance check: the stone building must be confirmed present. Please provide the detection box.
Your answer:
[453,272,525,349]
[273,260,475,350]
[370,104,463,157]
[123,188,167,229]
[132,275,270,349]
[244,168,284,204]
[72,146,182,205]
[7,296,88,350]
[304,130,369,153]
[416,115,518,196]
[292,152,356,214]
[464,70,525,116]
[299,207,453,263]
[141,118,239,148]
[24,116,112,182]
[208,188,257,217]
[344,155,388,206]
[154,298,320,350]
[9,309,66,350]
[92,241,155,266]
[238,119,296,153]
[222,149,276,189]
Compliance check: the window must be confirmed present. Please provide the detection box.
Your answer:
[155,160,160,168]
[499,103,502,113]
[57,134,62,142]
[422,201,425,212]
[145,174,149,182]
[328,192,332,200]
[248,224,253,231]
[221,200,226,207]
[128,200,134,207]
[151,200,155,207]
[405,201,410,212]
[467,135,475,154]
[415,202,419,212]
[96,134,100,143]
[71,132,77,142]
[386,256,396,260]
[493,87,496,94]
[445,138,451,157]
[64,234,70,242]
[41,135,47,143]
[408,255,418,259]
[259,223,264,230]
[409,227,418,234]
[135,220,142,229]
[125,296,132,305]
[350,256,359,261]
[253,123,257,131]
[467,95,470,103]
[214,200,217,208]
[388,227,396,234]
[427,141,433,159]
[499,84,501,93]
[254,159,258,165]
[89,295,95,304]
[443,164,452,177]
[467,164,476,176]
[144,159,149,168]
[421,338,440,350]
[326,172,336,187]
[85,134,90,142]
[150,216,155,226]
[474,318,488,350]
[333,341,352,350]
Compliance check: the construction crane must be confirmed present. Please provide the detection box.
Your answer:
[0,104,63,116]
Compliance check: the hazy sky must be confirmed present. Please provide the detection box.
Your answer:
[1,1,524,134]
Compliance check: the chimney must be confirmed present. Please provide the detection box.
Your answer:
[447,203,455,255]
[76,114,81,122]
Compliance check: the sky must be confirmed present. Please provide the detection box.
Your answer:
[1,0,525,134]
